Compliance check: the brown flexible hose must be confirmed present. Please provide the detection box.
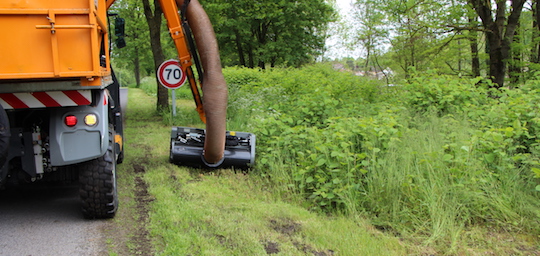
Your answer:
[175,0,227,165]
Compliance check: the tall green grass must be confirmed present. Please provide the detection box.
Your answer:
[357,114,540,252]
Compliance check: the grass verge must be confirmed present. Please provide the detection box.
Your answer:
[109,66,540,255]
[106,88,406,255]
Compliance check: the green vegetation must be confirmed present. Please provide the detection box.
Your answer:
[110,0,540,95]
[203,0,336,68]
[113,64,540,255]
[230,66,540,250]
[114,86,405,255]
[108,0,540,252]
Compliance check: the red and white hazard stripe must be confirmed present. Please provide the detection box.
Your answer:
[0,90,92,109]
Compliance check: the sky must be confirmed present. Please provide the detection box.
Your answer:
[324,0,363,60]
[336,0,354,12]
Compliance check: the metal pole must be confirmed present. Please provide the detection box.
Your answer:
[172,89,177,117]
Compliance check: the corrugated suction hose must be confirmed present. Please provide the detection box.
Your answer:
[180,0,227,165]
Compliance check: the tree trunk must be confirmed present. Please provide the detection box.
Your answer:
[364,50,370,71]
[486,25,505,87]
[537,0,540,64]
[247,45,254,68]
[469,35,480,77]
[254,20,270,69]
[270,57,276,68]
[133,48,141,88]
[468,17,480,77]
[532,0,540,64]
[233,29,246,67]
[509,24,522,85]
[142,0,168,111]
[468,0,525,88]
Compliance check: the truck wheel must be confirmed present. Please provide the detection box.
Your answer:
[79,124,118,219]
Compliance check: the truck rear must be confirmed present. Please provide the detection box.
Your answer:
[0,0,123,219]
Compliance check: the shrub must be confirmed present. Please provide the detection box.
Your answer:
[404,72,494,115]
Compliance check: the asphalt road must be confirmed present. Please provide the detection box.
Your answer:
[0,184,109,256]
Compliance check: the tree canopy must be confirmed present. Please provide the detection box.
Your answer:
[192,0,336,68]
[109,0,153,87]
[348,0,540,88]
[110,0,540,93]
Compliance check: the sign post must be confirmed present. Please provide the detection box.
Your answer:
[157,59,187,116]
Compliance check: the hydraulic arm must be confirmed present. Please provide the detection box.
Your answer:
[160,0,205,122]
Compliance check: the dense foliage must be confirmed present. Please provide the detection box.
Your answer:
[220,64,540,253]
[110,0,336,87]
[202,0,336,68]
[348,0,540,88]
[110,0,540,101]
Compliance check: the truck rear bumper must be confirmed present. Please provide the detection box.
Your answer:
[49,90,109,166]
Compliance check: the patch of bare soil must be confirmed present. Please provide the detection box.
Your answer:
[264,241,280,254]
[266,218,335,256]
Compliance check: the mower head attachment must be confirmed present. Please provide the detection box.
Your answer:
[169,127,256,169]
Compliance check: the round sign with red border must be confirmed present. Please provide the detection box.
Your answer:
[157,59,187,89]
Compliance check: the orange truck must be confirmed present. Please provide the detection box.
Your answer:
[0,0,255,219]
[0,0,123,219]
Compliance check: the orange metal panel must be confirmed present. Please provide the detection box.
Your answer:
[0,0,111,84]
[0,0,87,9]
[0,15,55,77]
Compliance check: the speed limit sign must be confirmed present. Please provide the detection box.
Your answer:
[157,59,187,89]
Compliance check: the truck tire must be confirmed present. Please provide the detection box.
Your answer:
[79,124,118,219]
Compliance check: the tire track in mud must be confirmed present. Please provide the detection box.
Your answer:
[132,162,154,255]
[103,157,154,256]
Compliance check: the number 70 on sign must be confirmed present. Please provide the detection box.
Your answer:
[157,59,187,89]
